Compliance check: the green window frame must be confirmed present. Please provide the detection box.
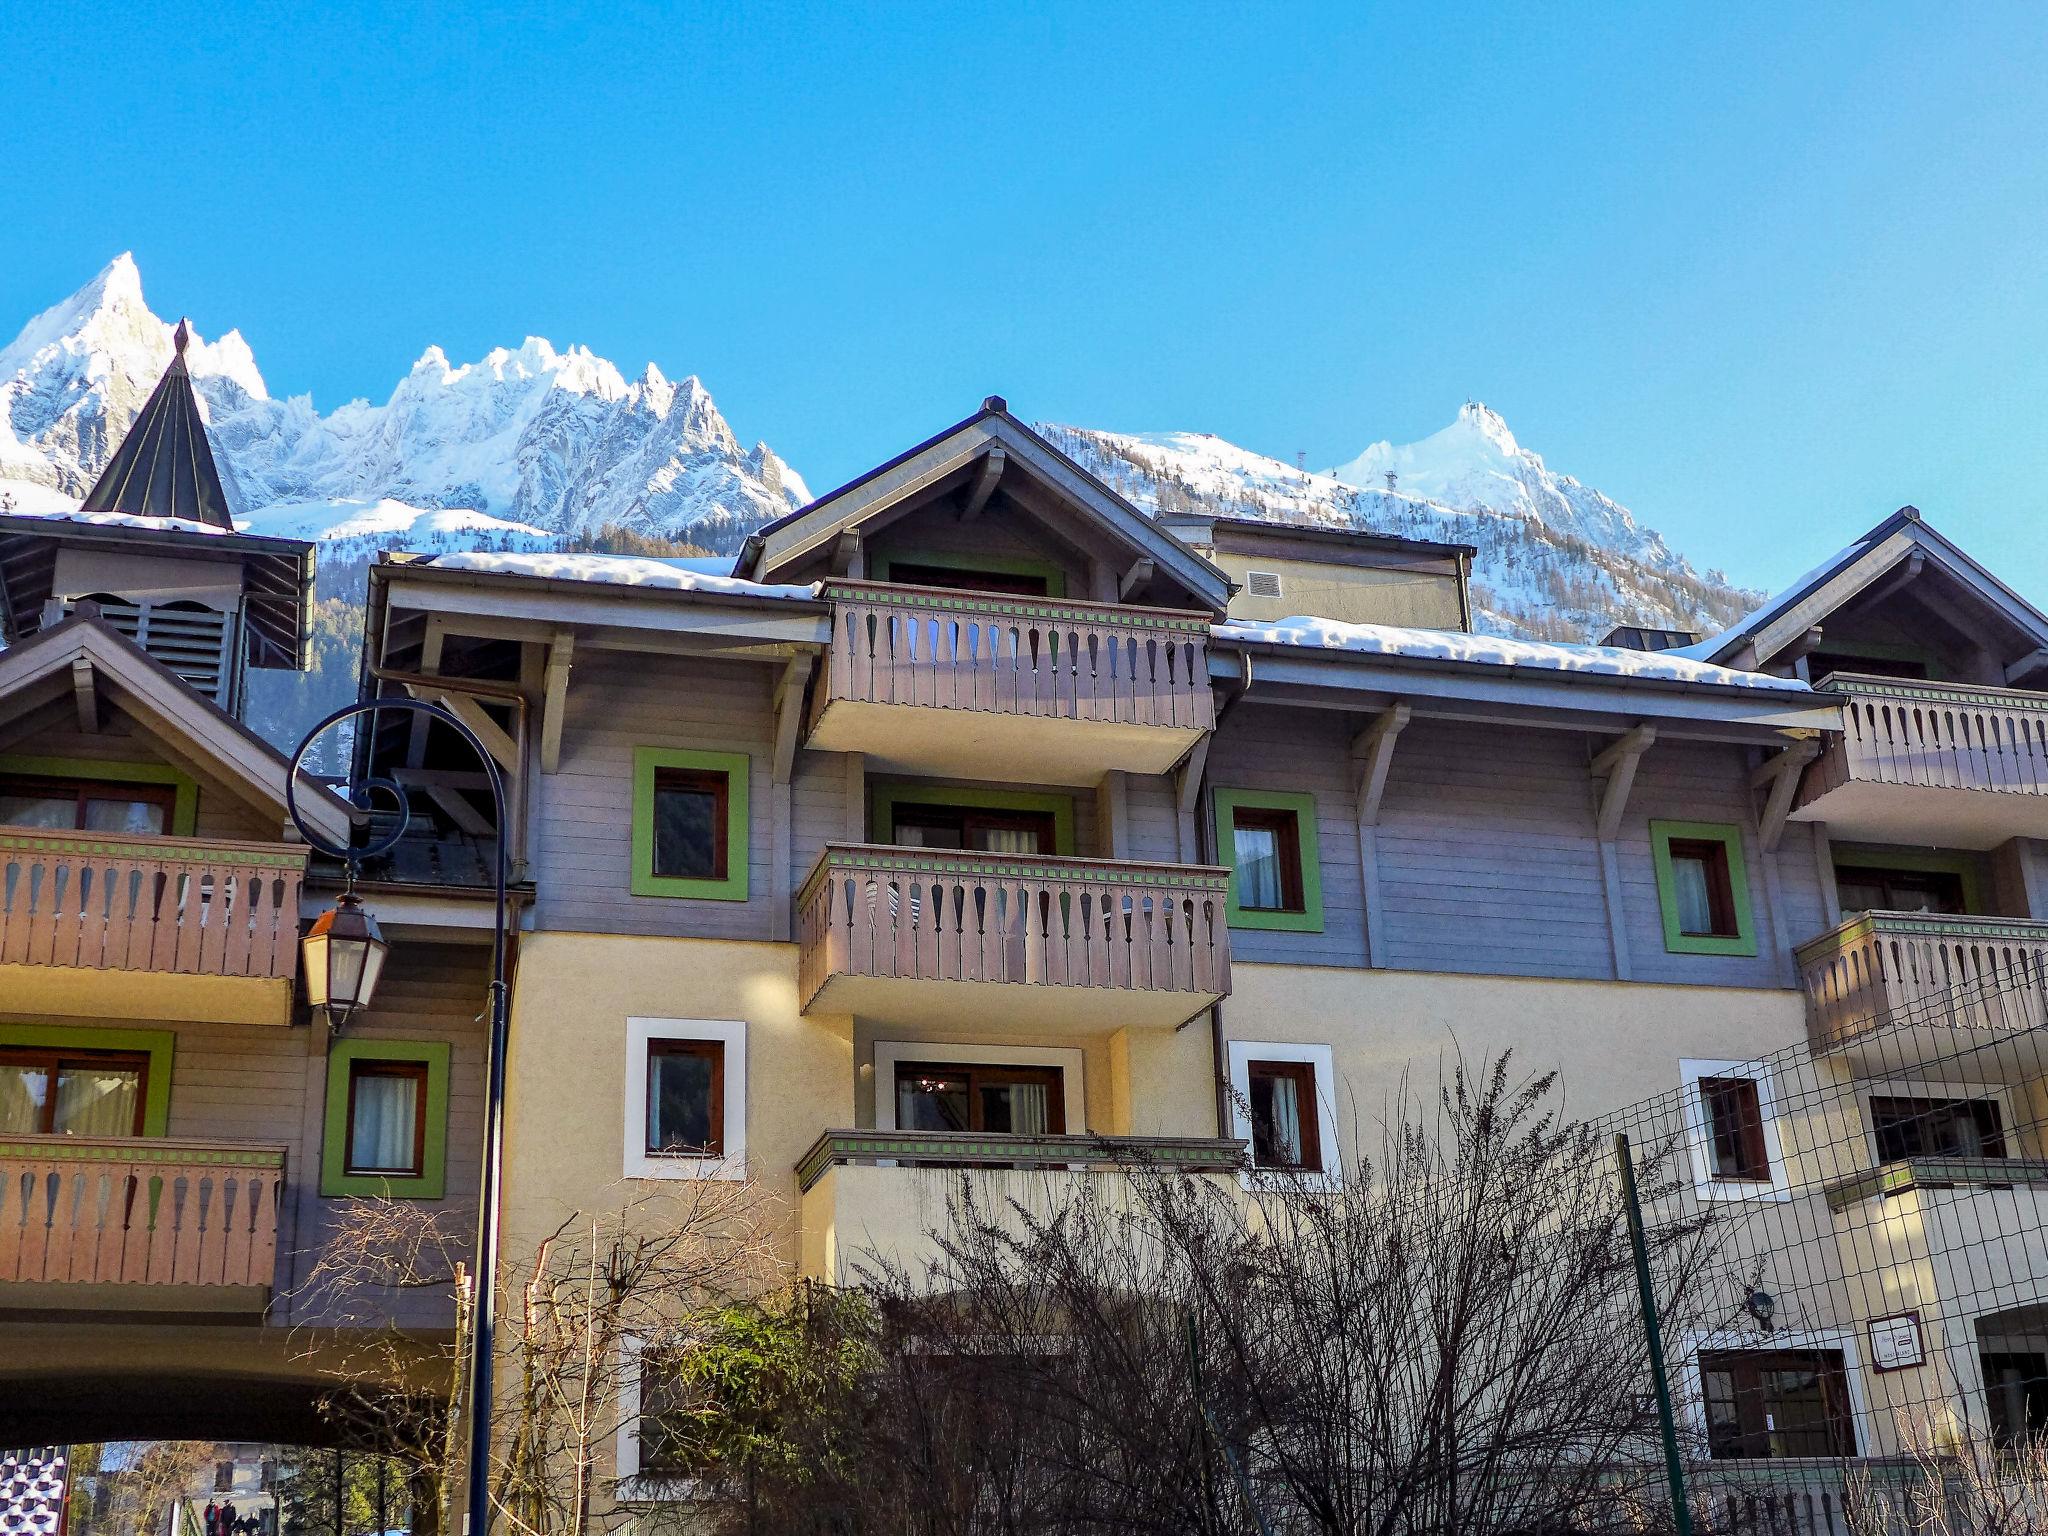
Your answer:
[868,782,1077,855]
[0,1023,174,1137]
[631,748,751,901]
[321,1038,451,1199]
[0,754,198,836]
[1212,787,1324,933]
[1651,820,1757,957]
[870,549,1069,598]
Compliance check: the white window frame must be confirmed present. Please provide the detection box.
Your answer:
[1679,1326,1872,1461]
[614,1333,705,1504]
[1855,1076,2019,1168]
[873,1041,1087,1133]
[1680,1058,1792,1202]
[624,1017,747,1181]
[1224,1039,1342,1191]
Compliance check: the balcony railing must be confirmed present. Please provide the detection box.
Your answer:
[797,1128,1247,1193]
[1802,673,2048,800]
[1825,1156,2048,1212]
[796,843,1232,1016]
[0,830,306,982]
[0,1136,286,1295]
[819,581,1215,732]
[1796,911,2048,1054]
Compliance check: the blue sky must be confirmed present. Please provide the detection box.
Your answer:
[3,2,2045,595]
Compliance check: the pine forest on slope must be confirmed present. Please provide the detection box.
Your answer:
[0,255,1759,752]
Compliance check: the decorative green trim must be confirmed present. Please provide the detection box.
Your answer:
[629,747,751,901]
[1823,673,2048,712]
[824,581,1211,633]
[871,548,1069,599]
[869,781,1077,855]
[1825,1156,2048,1212]
[0,1024,174,1136]
[0,829,304,867]
[1212,787,1324,933]
[1831,843,1988,915]
[320,1038,451,1199]
[1650,820,1757,957]
[799,843,1228,903]
[794,1129,1245,1192]
[0,754,198,836]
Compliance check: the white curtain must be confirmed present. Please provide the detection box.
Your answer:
[1234,824,1283,908]
[1671,856,1714,933]
[0,1064,49,1135]
[350,1074,419,1171]
[1266,1074,1303,1166]
[981,827,1042,856]
[1008,1082,1050,1135]
[53,1065,141,1137]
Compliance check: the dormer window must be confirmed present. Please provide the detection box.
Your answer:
[0,776,175,836]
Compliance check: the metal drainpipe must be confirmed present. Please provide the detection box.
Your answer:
[1203,647,1254,1138]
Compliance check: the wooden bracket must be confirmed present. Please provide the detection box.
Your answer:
[1349,703,1411,827]
[539,629,574,774]
[772,653,816,785]
[402,680,520,773]
[1590,724,1656,842]
[2007,646,2048,685]
[1751,737,1821,852]
[70,657,98,733]
[831,528,864,578]
[959,447,1006,522]
[1174,735,1212,817]
[1118,558,1155,602]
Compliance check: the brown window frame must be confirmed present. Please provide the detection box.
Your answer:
[0,775,177,834]
[1868,1094,2009,1163]
[1245,1059,1323,1172]
[889,803,1059,855]
[1699,1348,1857,1460]
[1231,806,1306,913]
[342,1059,431,1178]
[1699,1075,1772,1183]
[649,768,730,882]
[1833,865,1969,916]
[0,1047,152,1137]
[1667,837,1739,938]
[645,1039,726,1158]
[893,1062,1068,1135]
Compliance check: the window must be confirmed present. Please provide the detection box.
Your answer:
[214,1464,235,1494]
[630,748,750,900]
[625,1019,747,1180]
[647,1040,724,1157]
[344,1060,428,1177]
[1213,789,1324,933]
[633,1346,700,1477]
[321,1040,450,1198]
[1834,864,1969,915]
[1868,1094,2008,1162]
[891,803,1056,855]
[1983,1351,2048,1448]
[1699,1076,1770,1183]
[1246,1060,1322,1172]
[0,776,176,835]
[1225,1040,1340,1187]
[0,1028,171,1137]
[1698,1348,1857,1460]
[1650,822,1755,956]
[895,1062,1065,1135]
[885,561,1054,597]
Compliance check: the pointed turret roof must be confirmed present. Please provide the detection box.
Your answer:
[78,318,234,529]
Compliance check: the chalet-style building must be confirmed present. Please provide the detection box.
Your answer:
[350,397,2048,1498]
[0,327,485,1451]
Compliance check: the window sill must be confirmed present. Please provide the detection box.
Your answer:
[624,1153,746,1183]
[1227,907,1325,934]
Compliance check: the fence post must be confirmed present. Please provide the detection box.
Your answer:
[1615,1132,1694,1536]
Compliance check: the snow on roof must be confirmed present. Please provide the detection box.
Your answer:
[1216,615,1811,693]
[1,504,232,536]
[423,549,817,600]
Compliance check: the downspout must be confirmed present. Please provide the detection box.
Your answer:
[1205,646,1255,1138]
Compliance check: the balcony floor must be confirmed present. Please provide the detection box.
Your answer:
[1790,778,2047,850]
[809,697,1204,785]
[804,971,1222,1031]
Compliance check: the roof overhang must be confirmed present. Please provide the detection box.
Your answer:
[1211,641,1842,744]
[739,406,1234,615]
[0,614,352,843]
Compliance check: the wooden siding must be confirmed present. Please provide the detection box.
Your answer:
[5,711,277,842]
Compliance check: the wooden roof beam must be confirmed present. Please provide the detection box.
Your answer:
[539,629,574,774]
[1349,703,1411,827]
[2006,647,2048,685]
[71,656,99,733]
[958,447,1006,522]
[1751,737,1821,852]
[1590,724,1656,842]
[772,652,816,785]
[1118,557,1155,602]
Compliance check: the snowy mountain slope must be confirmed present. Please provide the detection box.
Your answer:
[0,255,808,553]
[1042,414,1757,642]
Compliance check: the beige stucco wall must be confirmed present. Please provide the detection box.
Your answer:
[1215,553,1465,629]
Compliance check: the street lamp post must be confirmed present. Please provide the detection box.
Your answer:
[288,697,511,1536]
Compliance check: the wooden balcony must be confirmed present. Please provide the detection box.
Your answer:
[796,843,1232,1030]
[808,581,1215,784]
[797,1128,1244,1282]
[1793,674,2048,846]
[0,829,307,1026]
[1796,911,2048,1073]
[0,1136,286,1311]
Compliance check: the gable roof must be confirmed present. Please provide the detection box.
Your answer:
[79,319,235,530]
[1684,507,2048,674]
[736,398,1234,614]
[0,612,352,845]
